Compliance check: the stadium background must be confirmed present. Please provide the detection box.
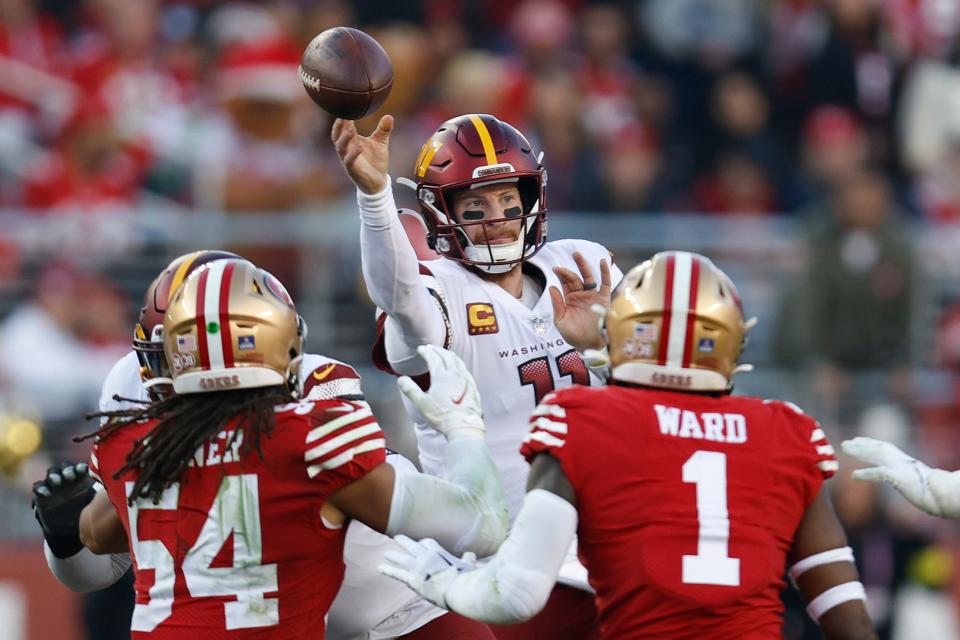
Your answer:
[0,0,959,638]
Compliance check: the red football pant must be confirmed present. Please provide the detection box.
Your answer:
[489,584,600,640]
[401,612,497,639]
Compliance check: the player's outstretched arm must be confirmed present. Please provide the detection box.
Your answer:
[328,345,508,556]
[788,488,877,640]
[34,462,131,592]
[333,116,445,374]
[841,437,960,519]
[378,452,577,625]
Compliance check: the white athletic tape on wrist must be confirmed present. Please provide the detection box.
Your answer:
[807,581,866,621]
[789,546,855,582]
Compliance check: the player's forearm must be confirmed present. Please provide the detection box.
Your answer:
[926,469,960,519]
[443,489,577,624]
[358,182,440,343]
[44,543,130,592]
[387,433,508,557]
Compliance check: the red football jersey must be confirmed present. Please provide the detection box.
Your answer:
[90,398,385,639]
[520,385,837,640]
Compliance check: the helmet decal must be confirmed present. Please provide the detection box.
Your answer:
[264,273,294,308]
[193,260,238,370]
[657,252,702,368]
[466,114,498,166]
[416,139,443,178]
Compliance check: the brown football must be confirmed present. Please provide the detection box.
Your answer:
[299,27,393,120]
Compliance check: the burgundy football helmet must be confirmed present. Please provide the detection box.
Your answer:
[402,114,547,273]
[134,250,240,389]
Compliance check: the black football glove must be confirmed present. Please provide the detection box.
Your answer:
[32,462,97,558]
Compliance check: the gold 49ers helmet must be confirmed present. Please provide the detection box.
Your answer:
[605,251,756,392]
[163,259,304,394]
[134,250,240,387]
[400,113,547,274]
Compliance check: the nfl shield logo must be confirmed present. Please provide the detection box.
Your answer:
[530,316,548,335]
[698,337,715,353]
[238,335,256,350]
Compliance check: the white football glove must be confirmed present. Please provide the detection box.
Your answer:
[841,436,960,519]
[398,344,485,438]
[378,535,478,609]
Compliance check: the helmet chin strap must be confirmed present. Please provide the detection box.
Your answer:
[464,236,525,274]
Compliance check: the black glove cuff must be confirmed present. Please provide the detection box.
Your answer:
[45,532,85,559]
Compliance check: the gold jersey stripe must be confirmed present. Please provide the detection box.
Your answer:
[169,252,201,302]
[468,114,498,166]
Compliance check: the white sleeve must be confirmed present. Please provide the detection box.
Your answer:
[444,489,577,624]
[609,259,624,289]
[44,542,131,592]
[358,182,447,353]
[386,432,508,558]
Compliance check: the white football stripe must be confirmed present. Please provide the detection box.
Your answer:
[810,428,826,443]
[531,404,566,419]
[817,460,840,472]
[816,444,835,456]
[307,438,385,477]
[203,260,228,369]
[305,408,373,443]
[531,416,568,435]
[305,423,382,462]
[524,429,566,449]
[666,253,692,367]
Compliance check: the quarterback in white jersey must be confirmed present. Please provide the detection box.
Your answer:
[333,113,622,638]
[37,251,465,640]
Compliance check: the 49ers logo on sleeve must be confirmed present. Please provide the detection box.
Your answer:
[466,303,499,335]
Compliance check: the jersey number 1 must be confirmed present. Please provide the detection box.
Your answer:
[681,451,740,586]
[125,474,279,632]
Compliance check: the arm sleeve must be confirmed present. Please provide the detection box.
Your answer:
[301,361,364,401]
[44,542,131,592]
[358,182,447,350]
[442,489,577,624]
[386,432,509,557]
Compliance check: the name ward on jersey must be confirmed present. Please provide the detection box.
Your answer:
[654,404,748,444]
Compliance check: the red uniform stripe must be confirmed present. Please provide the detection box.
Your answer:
[681,257,701,368]
[196,268,210,369]
[218,261,236,367]
[657,254,675,365]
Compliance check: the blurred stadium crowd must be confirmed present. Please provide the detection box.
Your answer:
[0,0,960,638]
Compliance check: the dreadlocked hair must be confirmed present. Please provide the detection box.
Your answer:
[79,385,293,505]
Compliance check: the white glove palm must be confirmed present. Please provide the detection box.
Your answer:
[842,436,960,519]
[379,535,478,609]
[398,345,485,438]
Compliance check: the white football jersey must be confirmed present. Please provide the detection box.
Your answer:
[96,351,444,639]
[375,239,622,589]
[393,239,621,517]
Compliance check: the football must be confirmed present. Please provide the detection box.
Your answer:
[299,27,393,120]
